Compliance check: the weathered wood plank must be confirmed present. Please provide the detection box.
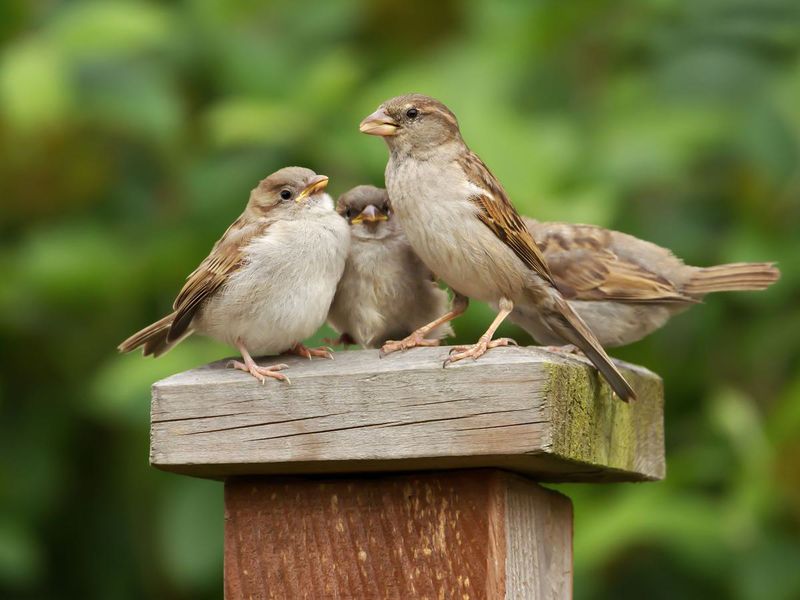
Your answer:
[151,346,664,482]
[223,470,571,599]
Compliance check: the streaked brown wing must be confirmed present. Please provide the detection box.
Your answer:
[169,216,267,340]
[534,224,693,304]
[458,151,555,286]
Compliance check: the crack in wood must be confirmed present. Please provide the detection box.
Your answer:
[404,397,474,408]
[453,420,549,432]
[183,412,351,436]
[382,407,534,428]
[152,412,245,424]
[246,420,402,442]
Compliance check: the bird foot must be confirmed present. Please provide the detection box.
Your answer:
[227,360,291,385]
[443,337,517,367]
[542,344,583,356]
[284,343,334,360]
[379,333,441,357]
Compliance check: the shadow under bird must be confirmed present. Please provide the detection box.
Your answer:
[519,218,780,347]
[118,167,350,383]
[327,185,453,349]
[360,93,636,402]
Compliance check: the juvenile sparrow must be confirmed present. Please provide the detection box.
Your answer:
[516,218,780,347]
[360,94,636,401]
[118,167,350,383]
[327,185,453,349]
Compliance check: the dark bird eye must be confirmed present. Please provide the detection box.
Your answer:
[406,108,418,119]
[382,204,390,214]
[345,208,353,218]
[280,189,292,200]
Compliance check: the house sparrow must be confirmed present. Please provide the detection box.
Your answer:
[360,94,636,401]
[118,167,350,383]
[326,185,453,349]
[514,218,780,347]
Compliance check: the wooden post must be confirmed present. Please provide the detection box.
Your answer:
[150,346,664,598]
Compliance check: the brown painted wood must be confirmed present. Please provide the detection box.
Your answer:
[224,470,572,599]
[152,346,664,482]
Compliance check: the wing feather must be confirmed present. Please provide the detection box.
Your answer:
[457,151,555,286]
[169,215,267,341]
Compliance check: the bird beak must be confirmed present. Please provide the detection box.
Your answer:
[296,175,329,202]
[351,204,388,224]
[359,108,399,136]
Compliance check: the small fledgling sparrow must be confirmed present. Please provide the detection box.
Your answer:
[326,185,453,349]
[515,218,780,347]
[360,94,636,401]
[118,167,350,383]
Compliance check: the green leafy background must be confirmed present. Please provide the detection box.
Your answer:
[2,1,799,598]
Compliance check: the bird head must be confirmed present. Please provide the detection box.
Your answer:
[336,185,396,240]
[359,94,462,155]
[249,167,333,216]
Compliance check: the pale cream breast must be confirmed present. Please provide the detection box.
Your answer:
[195,206,349,355]
[386,157,525,304]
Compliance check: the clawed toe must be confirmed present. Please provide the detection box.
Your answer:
[542,344,581,356]
[379,335,440,357]
[228,359,291,384]
[443,337,517,367]
[284,344,334,360]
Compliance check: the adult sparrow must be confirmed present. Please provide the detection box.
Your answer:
[118,167,350,383]
[516,218,780,347]
[360,94,636,401]
[327,185,453,349]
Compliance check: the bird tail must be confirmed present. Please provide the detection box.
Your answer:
[550,295,637,402]
[117,312,189,357]
[683,262,780,296]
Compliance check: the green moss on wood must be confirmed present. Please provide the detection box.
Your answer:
[546,359,665,481]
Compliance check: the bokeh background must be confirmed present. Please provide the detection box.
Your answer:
[2,0,799,598]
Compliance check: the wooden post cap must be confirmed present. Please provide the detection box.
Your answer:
[150,346,664,482]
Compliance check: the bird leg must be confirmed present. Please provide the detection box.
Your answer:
[380,294,467,356]
[228,340,290,384]
[444,298,517,367]
[322,333,357,347]
[283,342,334,360]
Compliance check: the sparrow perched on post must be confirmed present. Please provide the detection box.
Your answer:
[118,167,350,383]
[326,185,453,349]
[516,218,780,347]
[360,94,636,401]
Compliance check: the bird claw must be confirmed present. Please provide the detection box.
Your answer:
[227,360,291,384]
[442,337,517,367]
[379,334,441,357]
[284,344,334,360]
[323,334,356,347]
[542,344,582,356]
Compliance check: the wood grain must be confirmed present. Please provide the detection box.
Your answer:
[224,470,571,599]
[151,346,664,482]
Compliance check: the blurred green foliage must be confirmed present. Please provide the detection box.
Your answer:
[1,0,799,598]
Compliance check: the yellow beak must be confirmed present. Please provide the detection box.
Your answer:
[351,204,388,224]
[359,107,399,136]
[296,175,329,202]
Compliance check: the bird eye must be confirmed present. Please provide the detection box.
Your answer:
[345,208,353,218]
[382,204,390,214]
[280,189,292,200]
[406,107,419,119]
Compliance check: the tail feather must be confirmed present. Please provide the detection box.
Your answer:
[118,312,188,357]
[685,262,780,296]
[551,295,637,402]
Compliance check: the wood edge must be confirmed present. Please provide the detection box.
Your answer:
[545,360,666,481]
[149,455,661,483]
[502,473,574,600]
[149,347,662,388]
